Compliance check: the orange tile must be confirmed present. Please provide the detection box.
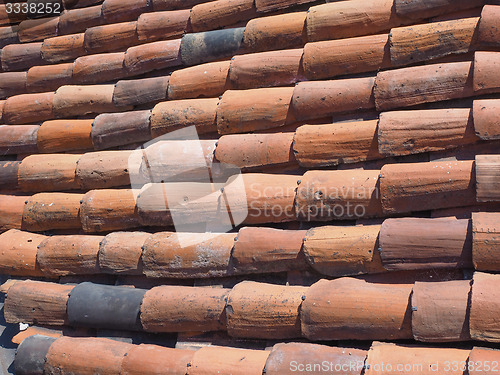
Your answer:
[476,5,500,49]
[140,285,229,332]
[472,212,500,271]
[114,76,169,107]
[292,77,376,121]
[18,154,81,192]
[191,0,256,32]
[152,0,208,11]
[124,39,182,76]
[84,21,139,54]
[18,16,59,43]
[0,229,45,276]
[102,0,151,23]
[469,347,500,375]
[137,9,190,42]
[476,155,500,202]
[0,124,39,155]
[3,92,54,125]
[394,0,484,20]
[380,160,476,214]
[474,51,500,94]
[473,99,500,141]
[121,344,193,375]
[301,278,413,340]
[22,192,83,232]
[99,231,150,274]
[1,42,44,71]
[52,85,119,118]
[0,160,19,190]
[142,232,234,278]
[470,272,500,342]
[303,225,385,277]
[73,52,128,84]
[27,63,74,93]
[0,195,26,232]
[0,72,27,99]
[37,235,104,276]
[168,61,230,100]
[4,280,74,326]
[255,0,313,12]
[37,119,93,153]
[12,326,62,345]
[41,33,86,63]
[58,5,104,35]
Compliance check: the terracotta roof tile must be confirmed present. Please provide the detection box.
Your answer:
[18,16,59,43]
[380,160,476,214]
[37,119,93,153]
[0,160,20,190]
[167,60,230,100]
[0,25,20,49]
[73,52,128,84]
[58,5,104,35]
[1,42,44,71]
[140,285,228,332]
[380,217,473,270]
[0,71,27,99]
[84,21,139,54]
[301,278,413,340]
[474,51,500,94]
[226,281,306,338]
[14,335,56,375]
[473,99,500,141]
[469,347,500,375]
[40,33,86,63]
[98,231,149,274]
[190,0,256,32]
[475,155,500,202]
[394,0,484,20]
[255,0,313,13]
[3,92,54,124]
[470,272,500,341]
[113,76,168,107]
[124,39,182,75]
[0,229,45,276]
[26,63,74,93]
[0,124,39,154]
[0,195,25,232]
[477,5,500,49]
[472,212,500,271]
[22,192,83,231]
[121,344,194,375]
[142,232,234,278]
[102,0,150,23]
[4,280,74,326]
[137,9,190,42]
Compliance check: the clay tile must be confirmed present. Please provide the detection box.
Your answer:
[411,279,471,342]
[229,49,304,90]
[58,5,104,35]
[217,87,295,134]
[0,71,27,99]
[477,5,500,49]
[4,280,74,325]
[26,63,74,93]
[22,192,83,232]
[140,285,229,332]
[393,0,484,20]
[296,170,382,221]
[469,347,500,375]
[255,0,313,12]
[380,217,473,271]
[121,344,194,375]
[37,235,103,276]
[301,278,413,340]
[92,110,152,150]
[53,85,119,118]
[390,17,479,67]
[0,124,39,154]
[294,120,382,167]
[226,281,306,339]
[364,342,470,375]
[41,33,86,63]
[180,28,245,66]
[73,52,128,84]
[190,0,256,33]
[474,52,500,94]
[303,34,390,80]
[114,76,169,107]
[18,16,59,43]
[45,337,132,375]
[80,189,139,233]
[124,39,182,76]
[37,119,93,153]
[264,342,367,375]
[303,225,385,277]
[476,155,500,202]
[0,161,20,190]
[215,133,295,170]
[168,61,230,100]
[3,92,54,125]
[374,61,474,111]
[76,150,138,189]
[1,42,44,71]
[188,346,269,375]
[14,335,57,375]
[99,231,149,274]
[142,232,233,278]
[473,99,500,141]
[470,272,500,342]
[0,195,26,232]
[0,25,20,49]
[243,12,306,52]
[150,98,218,138]
[292,77,376,121]
[306,0,402,43]
[472,212,500,271]
[378,108,478,156]
[84,21,139,54]
[18,154,81,192]
[380,160,476,214]
[0,229,45,276]
[232,227,306,274]
[137,9,190,42]
[102,0,150,23]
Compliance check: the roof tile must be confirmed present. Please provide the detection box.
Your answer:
[18,154,80,192]
[477,5,500,49]
[0,195,26,232]
[473,99,500,141]
[37,119,93,153]
[394,0,484,20]
[1,42,44,71]
[140,285,229,332]
[37,235,103,276]
[98,231,149,274]
[0,71,27,99]
[302,278,413,340]
[0,124,39,154]
[0,161,20,190]
[469,347,500,375]
[101,0,151,23]
[167,61,230,100]
[121,344,194,375]
[4,280,74,326]
[0,229,45,276]
[3,92,54,124]
[474,51,500,94]
[472,212,500,271]
[470,272,500,341]
[58,5,104,35]
[190,0,256,32]
[18,16,59,43]
[475,154,500,202]
[73,52,128,84]
[26,63,74,93]
[152,0,211,11]
[84,21,139,54]
[0,25,20,49]
[22,192,83,231]
[303,225,385,277]
[40,33,86,63]
[14,335,56,375]
[114,76,169,107]
[124,39,182,75]
[52,85,119,118]
[137,9,190,42]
